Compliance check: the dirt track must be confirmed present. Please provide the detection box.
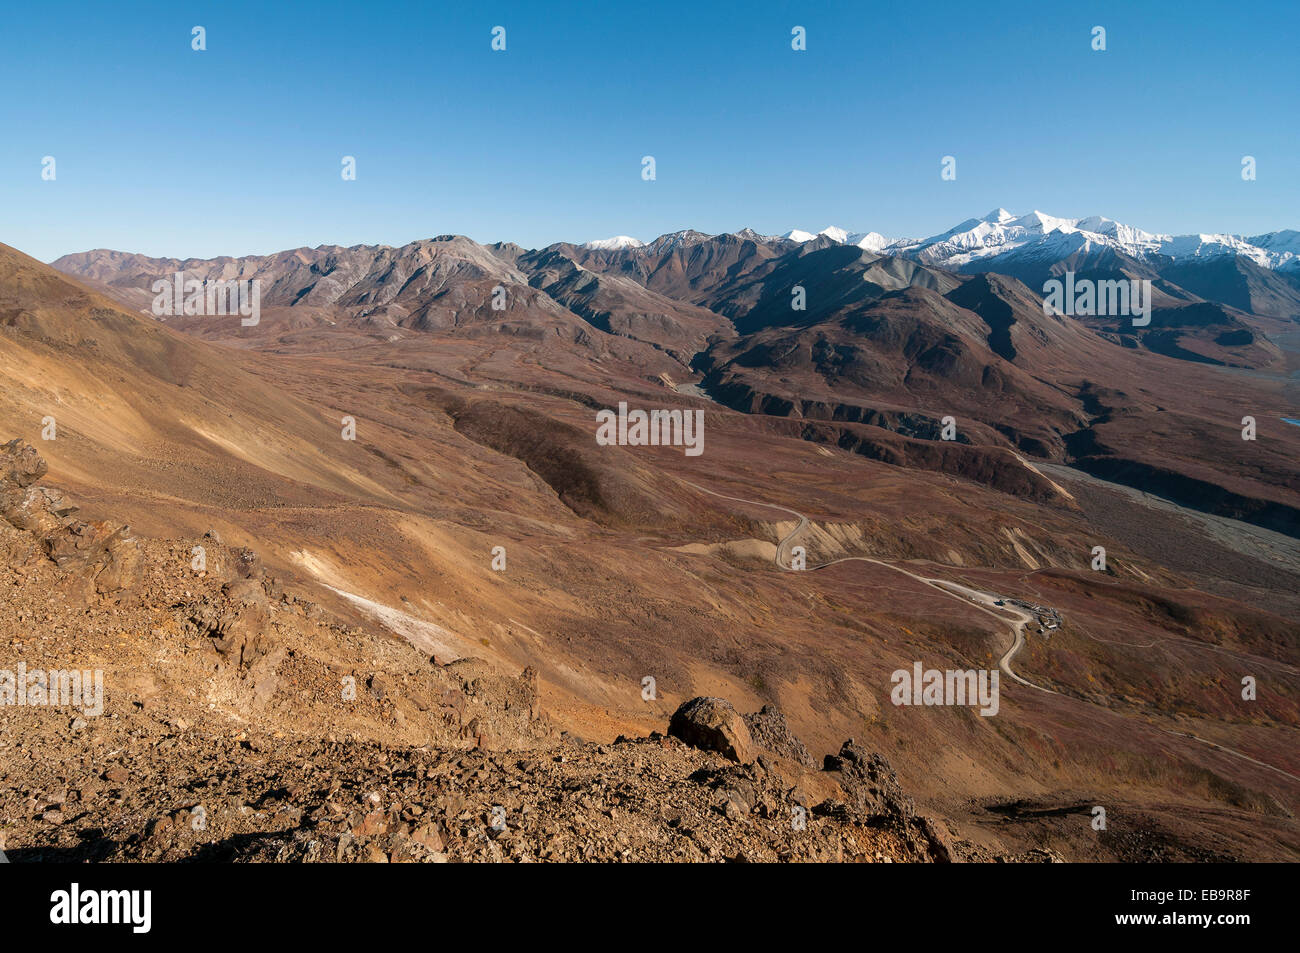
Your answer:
[682,478,1300,786]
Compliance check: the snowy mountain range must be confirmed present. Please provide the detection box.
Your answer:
[584,209,1300,272]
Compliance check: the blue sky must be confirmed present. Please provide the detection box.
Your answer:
[2,0,1296,261]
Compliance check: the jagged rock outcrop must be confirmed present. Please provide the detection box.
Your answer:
[821,740,958,862]
[189,583,273,671]
[743,704,814,767]
[0,439,142,594]
[0,438,46,489]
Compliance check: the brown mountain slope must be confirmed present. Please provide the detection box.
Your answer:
[0,241,396,508]
[20,237,1300,862]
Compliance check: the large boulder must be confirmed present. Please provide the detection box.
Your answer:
[668,696,756,764]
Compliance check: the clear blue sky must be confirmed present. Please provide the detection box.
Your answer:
[2,0,1296,261]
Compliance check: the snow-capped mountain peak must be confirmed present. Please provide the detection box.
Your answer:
[780,227,898,252]
[850,231,892,252]
[582,235,645,250]
[1015,210,1074,232]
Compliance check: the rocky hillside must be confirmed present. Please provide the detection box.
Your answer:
[0,439,1043,863]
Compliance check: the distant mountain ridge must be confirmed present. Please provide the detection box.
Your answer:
[584,209,1300,273]
[37,223,1300,540]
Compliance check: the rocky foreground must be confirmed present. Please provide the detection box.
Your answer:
[0,439,1050,862]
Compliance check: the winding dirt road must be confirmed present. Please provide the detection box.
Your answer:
[680,478,1300,784]
[682,479,1055,693]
